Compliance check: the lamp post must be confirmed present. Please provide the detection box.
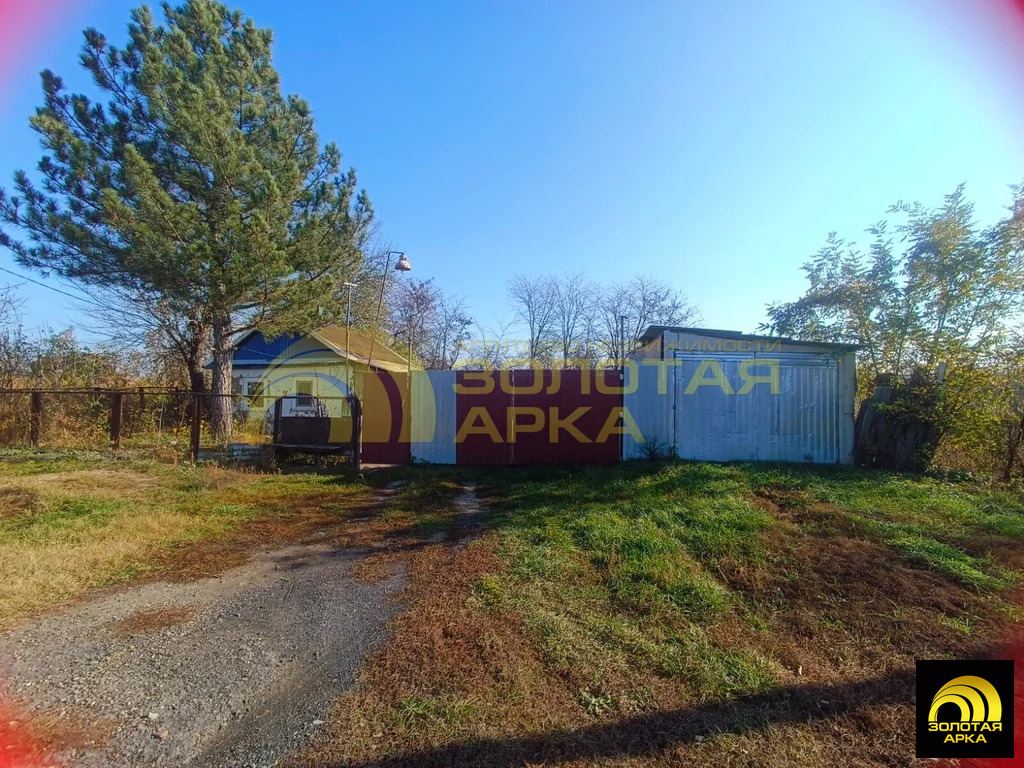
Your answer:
[406,320,416,405]
[342,281,358,390]
[366,251,412,372]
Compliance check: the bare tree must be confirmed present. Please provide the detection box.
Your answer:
[0,284,29,390]
[426,292,474,369]
[76,284,211,391]
[459,320,515,370]
[507,274,557,363]
[551,272,596,364]
[389,278,474,370]
[596,274,701,362]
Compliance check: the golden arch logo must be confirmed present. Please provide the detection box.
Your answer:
[928,675,1002,724]
[916,660,1014,759]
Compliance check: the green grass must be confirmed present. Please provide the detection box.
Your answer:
[0,450,374,626]
[395,694,479,730]
[381,473,468,537]
[740,463,1023,589]
[478,463,780,704]
[0,447,159,476]
[474,461,1024,711]
[1,497,122,540]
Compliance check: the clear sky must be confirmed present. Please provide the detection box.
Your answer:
[1,0,1023,341]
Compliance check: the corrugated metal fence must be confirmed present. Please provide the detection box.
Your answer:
[403,357,853,466]
[411,369,625,466]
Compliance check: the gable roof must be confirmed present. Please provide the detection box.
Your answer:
[223,326,420,374]
[311,326,420,373]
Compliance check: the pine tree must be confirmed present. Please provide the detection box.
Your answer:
[0,0,373,437]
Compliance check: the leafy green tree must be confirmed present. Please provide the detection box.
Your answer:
[0,0,372,436]
[765,184,1024,472]
[766,185,1023,382]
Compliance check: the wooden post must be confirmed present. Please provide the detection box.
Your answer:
[273,397,283,444]
[190,392,201,462]
[109,391,124,450]
[350,396,361,471]
[29,391,42,447]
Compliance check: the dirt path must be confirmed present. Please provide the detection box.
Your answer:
[0,496,410,767]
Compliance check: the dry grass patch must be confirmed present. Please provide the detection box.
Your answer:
[289,535,588,768]
[109,605,198,636]
[0,487,36,518]
[0,454,378,627]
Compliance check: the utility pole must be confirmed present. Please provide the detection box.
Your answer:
[367,251,412,370]
[619,314,627,368]
[343,282,358,391]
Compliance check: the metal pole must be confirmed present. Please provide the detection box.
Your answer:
[273,397,283,444]
[346,286,353,389]
[344,282,357,391]
[407,327,414,451]
[367,253,397,371]
[619,314,627,368]
[350,395,361,471]
[190,392,201,462]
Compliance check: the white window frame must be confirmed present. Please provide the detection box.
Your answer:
[246,380,265,409]
[295,379,314,409]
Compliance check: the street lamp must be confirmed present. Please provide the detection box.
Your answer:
[367,251,412,371]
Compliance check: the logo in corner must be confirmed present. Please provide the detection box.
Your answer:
[916,660,1014,758]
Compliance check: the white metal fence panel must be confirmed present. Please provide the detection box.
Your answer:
[411,370,457,464]
[623,362,676,459]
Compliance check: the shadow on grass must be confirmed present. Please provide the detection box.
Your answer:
[323,666,916,768]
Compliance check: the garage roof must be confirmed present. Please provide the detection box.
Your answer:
[638,326,860,351]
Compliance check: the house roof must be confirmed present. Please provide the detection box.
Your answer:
[311,325,421,373]
[220,326,420,374]
[638,325,861,351]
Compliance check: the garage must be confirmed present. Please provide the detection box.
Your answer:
[627,327,857,464]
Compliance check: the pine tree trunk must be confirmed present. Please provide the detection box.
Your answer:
[188,367,206,393]
[210,314,234,440]
[186,342,206,393]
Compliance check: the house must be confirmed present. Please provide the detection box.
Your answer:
[222,326,418,417]
[218,324,857,467]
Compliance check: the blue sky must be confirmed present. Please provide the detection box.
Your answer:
[1,0,1023,341]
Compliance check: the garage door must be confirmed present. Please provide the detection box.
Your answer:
[674,352,840,463]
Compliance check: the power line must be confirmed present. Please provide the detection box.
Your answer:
[0,264,97,305]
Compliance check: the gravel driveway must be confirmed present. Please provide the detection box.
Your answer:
[0,538,405,767]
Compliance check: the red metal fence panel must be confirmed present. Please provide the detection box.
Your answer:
[454,368,623,466]
[454,370,511,466]
[361,371,412,465]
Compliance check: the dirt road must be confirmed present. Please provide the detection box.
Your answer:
[0,538,405,767]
